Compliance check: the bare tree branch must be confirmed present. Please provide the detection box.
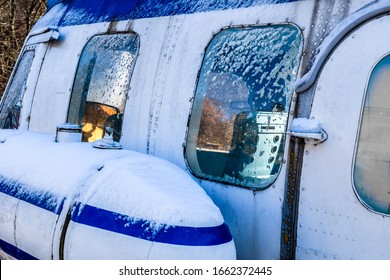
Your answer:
[0,0,46,98]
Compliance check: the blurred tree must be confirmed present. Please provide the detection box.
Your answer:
[198,97,235,151]
[0,0,46,98]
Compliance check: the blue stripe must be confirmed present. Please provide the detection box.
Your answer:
[0,239,38,260]
[0,176,65,214]
[71,203,233,246]
[0,176,233,248]
[46,0,300,27]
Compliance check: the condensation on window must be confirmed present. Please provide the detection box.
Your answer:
[354,55,390,214]
[0,50,35,129]
[68,33,139,142]
[186,25,302,189]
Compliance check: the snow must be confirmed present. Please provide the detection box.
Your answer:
[56,123,81,130]
[31,3,68,31]
[34,0,300,29]
[289,117,321,133]
[0,130,224,227]
[199,26,301,114]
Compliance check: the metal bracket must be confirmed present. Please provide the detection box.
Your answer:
[26,26,60,46]
[288,129,328,144]
[288,118,328,145]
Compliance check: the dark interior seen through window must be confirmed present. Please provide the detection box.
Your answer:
[186,25,302,189]
[0,50,35,129]
[67,33,139,142]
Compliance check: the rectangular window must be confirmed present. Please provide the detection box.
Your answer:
[0,50,35,129]
[185,25,302,189]
[67,33,139,142]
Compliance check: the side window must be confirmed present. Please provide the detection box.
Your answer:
[67,33,139,142]
[354,54,390,214]
[0,50,35,129]
[185,25,302,189]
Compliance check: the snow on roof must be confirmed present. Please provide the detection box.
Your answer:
[40,0,300,28]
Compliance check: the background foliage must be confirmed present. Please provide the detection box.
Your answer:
[0,0,46,98]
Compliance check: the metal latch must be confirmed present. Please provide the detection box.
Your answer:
[26,26,60,46]
[288,118,327,144]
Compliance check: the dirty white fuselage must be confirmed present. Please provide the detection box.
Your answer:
[1,0,390,260]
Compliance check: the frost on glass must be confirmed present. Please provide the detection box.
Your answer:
[354,55,390,214]
[0,50,35,129]
[68,33,138,142]
[186,25,302,189]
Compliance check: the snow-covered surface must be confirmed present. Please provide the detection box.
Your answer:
[47,0,63,10]
[38,0,300,29]
[289,117,321,133]
[22,0,309,260]
[0,130,237,259]
[7,0,388,260]
[56,123,81,130]
[0,130,223,227]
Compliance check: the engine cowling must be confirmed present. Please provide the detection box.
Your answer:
[0,130,236,259]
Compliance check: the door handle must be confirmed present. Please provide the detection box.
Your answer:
[288,118,327,144]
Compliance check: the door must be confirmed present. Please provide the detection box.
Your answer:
[296,15,390,259]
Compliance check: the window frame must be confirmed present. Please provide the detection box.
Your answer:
[184,23,303,190]
[66,31,140,143]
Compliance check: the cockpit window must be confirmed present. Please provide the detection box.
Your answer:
[354,54,390,214]
[67,33,139,142]
[185,25,302,189]
[0,50,35,129]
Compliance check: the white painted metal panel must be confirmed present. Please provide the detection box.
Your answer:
[64,222,154,260]
[15,200,58,260]
[0,193,18,249]
[28,23,110,134]
[297,15,390,260]
[122,1,313,260]
[3,0,388,261]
